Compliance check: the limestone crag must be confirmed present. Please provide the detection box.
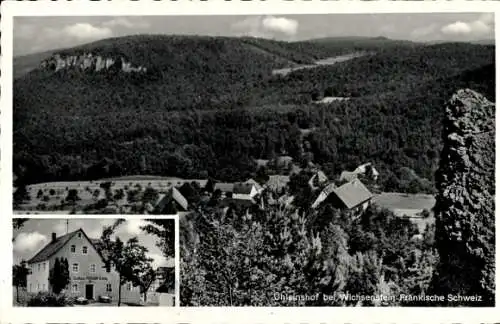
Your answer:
[40,53,147,73]
[433,89,495,305]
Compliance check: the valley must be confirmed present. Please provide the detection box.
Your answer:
[11,31,496,307]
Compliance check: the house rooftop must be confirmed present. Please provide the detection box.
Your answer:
[333,178,373,209]
[233,183,255,195]
[27,229,105,264]
[155,187,188,212]
[214,183,235,193]
[27,230,79,264]
[244,179,263,191]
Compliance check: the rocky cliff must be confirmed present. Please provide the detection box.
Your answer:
[40,53,147,73]
[432,89,495,305]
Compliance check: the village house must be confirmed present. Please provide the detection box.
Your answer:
[233,183,259,200]
[312,178,373,211]
[26,229,141,304]
[308,170,329,190]
[339,162,379,183]
[153,187,189,214]
[244,179,264,194]
[213,183,235,197]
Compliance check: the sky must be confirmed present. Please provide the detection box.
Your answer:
[12,218,174,269]
[14,13,495,56]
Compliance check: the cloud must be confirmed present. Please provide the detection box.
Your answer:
[262,16,298,36]
[231,15,299,39]
[441,13,494,36]
[441,21,472,35]
[121,219,150,236]
[13,232,48,254]
[147,252,168,269]
[62,23,113,40]
[102,18,150,29]
[410,13,494,41]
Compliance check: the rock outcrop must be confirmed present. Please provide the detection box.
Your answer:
[40,53,147,73]
[432,89,495,305]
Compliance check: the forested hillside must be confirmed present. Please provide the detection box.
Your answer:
[13,35,495,191]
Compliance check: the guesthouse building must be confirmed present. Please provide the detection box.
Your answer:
[26,229,141,304]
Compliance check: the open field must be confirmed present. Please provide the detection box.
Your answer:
[15,176,208,213]
[373,192,436,211]
[373,192,436,232]
[272,52,368,76]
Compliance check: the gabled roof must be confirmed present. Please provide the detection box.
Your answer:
[316,171,328,183]
[172,187,188,210]
[27,230,79,264]
[341,163,379,182]
[233,183,255,195]
[244,179,263,192]
[214,183,235,193]
[155,187,188,212]
[27,229,106,264]
[333,179,373,209]
[309,170,329,188]
[311,183,337,209]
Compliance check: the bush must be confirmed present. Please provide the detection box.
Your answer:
[27,292,73,307]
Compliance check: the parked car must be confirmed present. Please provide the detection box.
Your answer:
[98,295,112,303]
[74,296,89,305]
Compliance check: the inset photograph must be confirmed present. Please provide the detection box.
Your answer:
[12,218,175,307]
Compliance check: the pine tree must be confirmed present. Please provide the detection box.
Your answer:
[49,257,70,294]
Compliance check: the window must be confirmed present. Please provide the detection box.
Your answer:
[71,284,78,293]
[42,262,46,271]
[106,284,112,292]
[90,264,96,273]
[126,283,132,291]
[70,245,76,253]
[72,263,79,273]
[37,263,40,271]
[78,232,82,238]
[82,246,88,254]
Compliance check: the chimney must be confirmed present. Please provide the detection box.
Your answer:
[51,233,57,243]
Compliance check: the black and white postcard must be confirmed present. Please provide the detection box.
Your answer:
[1,0,498,323]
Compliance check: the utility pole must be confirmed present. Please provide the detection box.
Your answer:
[66,219,69,234]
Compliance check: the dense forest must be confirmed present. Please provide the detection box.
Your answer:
[13,35,495,194]
[179,88,495,307]
[180,200,438,306]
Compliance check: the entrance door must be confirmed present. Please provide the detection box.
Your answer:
[85,284,94,300]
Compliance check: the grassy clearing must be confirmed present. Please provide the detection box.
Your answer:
[373,192,436,233]
[373,192,435,211]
